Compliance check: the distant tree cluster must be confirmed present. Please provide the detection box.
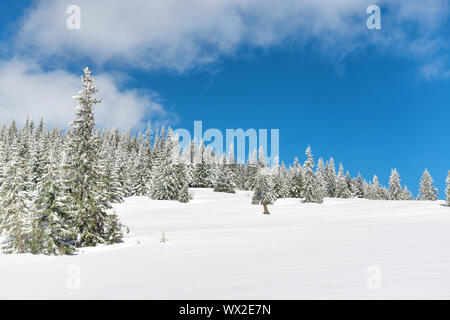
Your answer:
[0,68,448,255]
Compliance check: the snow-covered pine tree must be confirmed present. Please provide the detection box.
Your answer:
[213,160,236,194]
[302,146,323,203]
[175,162,190,203]
[380,186,390,200]
[289,157,303,198]
[131,132,150,196]
[353,173,365,198]
[345,171,353,196]
[257,145,266,168]
[224,143,238,187]
[65,67,124,247]
[315,158,327,199]
[0,141,34,253]
[150,129,183,200]
[325,158,337,197]
[31,144,76,255]
[335,164,351,198]
[418,169,438,201]
[402,186,414,200]
[252,167,276,205]
[191,141,214,188]
[272,158,289,198]
[367,175,382,200]
[178,182,190,203]
[98,131,124,203]
[446,171,450,207]
[388,169,403,200]
[243,150,259,190]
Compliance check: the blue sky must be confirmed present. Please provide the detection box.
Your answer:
[0,0,449,197]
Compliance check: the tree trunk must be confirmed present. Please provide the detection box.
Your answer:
[262,200,270,215]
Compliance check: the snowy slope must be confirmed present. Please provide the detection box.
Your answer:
[0,188,450,299]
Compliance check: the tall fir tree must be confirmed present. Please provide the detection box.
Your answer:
[367,175,382,200]
[31,146,76,255]
[302,146,323,203]
[289,157,303,198]
[388,169,403,200]
[214,157,236,193]
[418,169,438,201]
[335,164,351,198]
[325,158,337,197]
[0,143,34,253]
[65,67,124,247]
[252,167,276,205]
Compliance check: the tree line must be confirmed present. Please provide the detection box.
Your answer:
[0,68,448,255]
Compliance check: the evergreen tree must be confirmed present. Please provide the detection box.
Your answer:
[325,158,337,197]
[289,157,303,198]
[272,159,289,198]
[367,175,382,200]
[0,144,34,253]
[353,173,364,198]
[243,150,259,190]
[302,146,323,203]
[191,141,214,188]
[388,169,403,200]
[214,158,236,193]
[252,167,276,205]
[402,186,414,200]
[175,162,190,203]
[65,68,124,247]
[150,130,183,200]
[418,169,438,201]
[31,147,76,255]
[336,164,351,198]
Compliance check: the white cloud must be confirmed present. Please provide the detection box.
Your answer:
[3,0,449,129]
[0,59,173,129]
[14,0,449,72]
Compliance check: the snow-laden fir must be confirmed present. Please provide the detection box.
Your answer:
[0,68,448,256]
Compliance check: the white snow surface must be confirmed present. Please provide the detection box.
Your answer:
[1,188,450,299]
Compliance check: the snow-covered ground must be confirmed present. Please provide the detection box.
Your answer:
[1,188,450,299]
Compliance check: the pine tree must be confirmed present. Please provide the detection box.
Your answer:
[368,175,382,200]
[178,182,190,203]
[0,142,34,253]
[272,159,289,198]
[31,146,76,255]
[175,163,190,203]
[191,141,214,188]
[150,131,183,200]
[335,164,351,198]
[289,158,303,198]
[388,169,403,200]
[214,159,236,193]
[353,173,364,198]
[418,169,438,201]
[302,146,323,203]
[325,158,337,197]
[315,158,327,199]
[402,186,414,200]
[65,67,124,247]
[252,167,276,205]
